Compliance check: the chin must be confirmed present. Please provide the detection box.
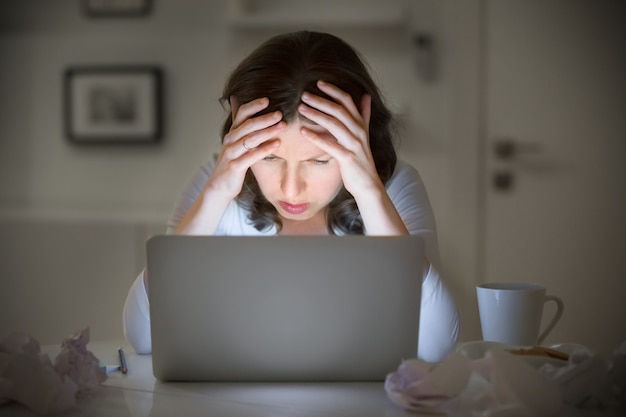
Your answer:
[278,211,312,221]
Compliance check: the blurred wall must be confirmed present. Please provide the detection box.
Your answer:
[0,0,481,344]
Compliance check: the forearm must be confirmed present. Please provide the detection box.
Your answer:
[354,184,409,236]
[174,187,233,235]
[356,186,430,274]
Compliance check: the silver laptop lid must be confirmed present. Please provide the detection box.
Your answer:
[148,235,423,382]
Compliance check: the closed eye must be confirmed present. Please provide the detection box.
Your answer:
[312,159,330,166]
[263,155,279,162]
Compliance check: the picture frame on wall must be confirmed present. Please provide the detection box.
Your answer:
[64,66,163,144]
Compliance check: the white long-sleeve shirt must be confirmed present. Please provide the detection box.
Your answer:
[123,158,460,362]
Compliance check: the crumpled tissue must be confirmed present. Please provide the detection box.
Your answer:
[470,349,563,417]
[539,341,626,411]
[384,353,472,413]
[385,341,626,416]
[0,327,106,414]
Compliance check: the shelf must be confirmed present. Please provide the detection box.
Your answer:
[228,0,409,30]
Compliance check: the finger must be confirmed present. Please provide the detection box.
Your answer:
[315,80,362,122]
[298,103,347,137]
[231,97,269,129]
[238,120,286,151]
[233,138,281,169]
[300,92,360,135]
[300,127,349,161]
[224,110,283,145]
[229,95,240,123]
[298,103,362,151]
[213,138,280,196]
[300,88,366,142]
[360,93,371,134]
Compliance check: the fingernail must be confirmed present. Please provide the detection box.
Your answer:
[301,92,311,101]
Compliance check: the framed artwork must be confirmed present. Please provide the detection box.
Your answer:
[64,66,163,144]
[82,0,152,18]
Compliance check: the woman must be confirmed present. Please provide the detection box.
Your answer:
[123,31,459,363]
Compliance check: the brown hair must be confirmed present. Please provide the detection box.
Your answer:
[220,31,397,234]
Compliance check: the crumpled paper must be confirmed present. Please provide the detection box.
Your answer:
[539,341,626,411]
[470,349,563,417]
[0,327,106,414]
[385,341,626,416]
[608,341,626,410]
[384,353,472,413]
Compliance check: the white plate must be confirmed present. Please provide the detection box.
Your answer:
[544,342,594,357]
[455,340,580,369]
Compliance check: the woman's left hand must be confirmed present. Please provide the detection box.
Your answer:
[298,81,383,199]
[299,81,408,236]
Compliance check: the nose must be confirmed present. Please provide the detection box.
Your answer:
[280,166,305,199]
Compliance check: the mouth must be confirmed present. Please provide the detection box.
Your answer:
[278,201,310,215]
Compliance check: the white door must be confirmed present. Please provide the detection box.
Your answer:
[483,0,626,355]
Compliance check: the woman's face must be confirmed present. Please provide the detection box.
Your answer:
[250,121,343,224]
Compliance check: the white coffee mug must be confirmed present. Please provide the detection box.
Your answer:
[476,282,564,346]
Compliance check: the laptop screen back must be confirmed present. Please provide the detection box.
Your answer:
[147,235,423,382]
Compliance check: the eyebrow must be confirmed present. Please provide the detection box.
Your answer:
[308,153,333,160]
[267,153,333,161]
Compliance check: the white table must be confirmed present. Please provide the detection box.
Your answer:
[2,340,419,417]
[3,341,621,417]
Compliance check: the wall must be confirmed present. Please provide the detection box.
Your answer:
[0,0,233,221]
[0,0,481,344]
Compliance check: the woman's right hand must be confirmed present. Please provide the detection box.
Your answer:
[175,97,285,235]
[207,97,285,200]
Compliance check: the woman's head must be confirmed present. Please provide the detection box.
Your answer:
[220,31,397,234]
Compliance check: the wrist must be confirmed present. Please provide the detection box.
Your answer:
[202,182,236,209]
[353,184,409,236]
[350,180,387,206]
[175,186,233,235]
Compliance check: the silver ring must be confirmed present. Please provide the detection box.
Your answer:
[242,139,252,150]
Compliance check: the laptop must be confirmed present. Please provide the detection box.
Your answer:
[147,235,423,382]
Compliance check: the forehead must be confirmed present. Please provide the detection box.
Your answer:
[275,121,331,157]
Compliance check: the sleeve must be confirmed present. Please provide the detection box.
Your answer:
[386,161,460,362]
[418,265,460,362]
[122,271,151,354]
[122,157,218,355]
[166,156,217,234]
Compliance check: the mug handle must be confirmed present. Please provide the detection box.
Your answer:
[537,295,564,344]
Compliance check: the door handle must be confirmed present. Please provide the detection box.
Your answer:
[491,138,542,191]
[493,138,542,160]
